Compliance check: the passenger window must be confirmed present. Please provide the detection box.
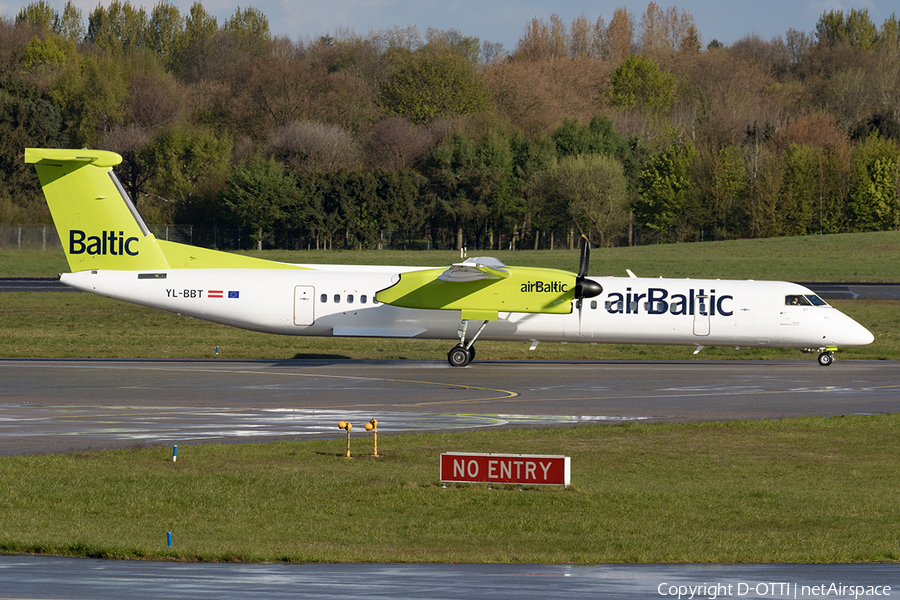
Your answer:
[320,294,327,303]
[590,300,597,310]
[361,295,367,304]
[334,294,340,304]
[347,294,354,304]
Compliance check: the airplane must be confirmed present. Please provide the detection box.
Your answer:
[25,147,874,367]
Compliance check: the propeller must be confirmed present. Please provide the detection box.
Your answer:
[574,235,603,301]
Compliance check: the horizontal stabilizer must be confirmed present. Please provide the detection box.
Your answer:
[25,148,123,167]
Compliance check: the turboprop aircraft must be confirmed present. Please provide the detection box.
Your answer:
[26,148,874,367]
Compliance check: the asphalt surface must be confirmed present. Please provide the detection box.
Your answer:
[0,277,79,292]
[2,358,898,455]
[1,557,897,600]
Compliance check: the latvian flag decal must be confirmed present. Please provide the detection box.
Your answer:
[209,290,240,299]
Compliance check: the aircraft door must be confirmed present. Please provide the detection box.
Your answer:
[565,299,596,339]
[294,285,315,326]
[693,292,710,336]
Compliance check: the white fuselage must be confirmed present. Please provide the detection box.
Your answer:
[59,265,874,351]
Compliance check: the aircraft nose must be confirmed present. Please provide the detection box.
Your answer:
[829,312,874,346]
[851,322,875,346]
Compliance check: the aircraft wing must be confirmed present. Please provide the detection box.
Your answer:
[376,259,576,320]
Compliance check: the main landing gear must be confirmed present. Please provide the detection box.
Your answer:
[447,319,487,367]
[817,351,835,367]
[447,345,474,367]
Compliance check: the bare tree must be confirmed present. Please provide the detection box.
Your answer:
[785,28,814,65]
[481,40,507,66]
[99,124,152,204]
[570,14,592,58]
[485,57,607,135]
[270,120,362,172]
[606,7,634,64]
[549,13,567,59]
[730,33,790,76]
[515,16,550,60]
[126,70,184,129]
[0,17,33,80]
[768,114,847,154]
[515,13,567,61]
[639,2,670,55]
[364,117,436,171]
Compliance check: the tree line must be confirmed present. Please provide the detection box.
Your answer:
[1,1,899,250]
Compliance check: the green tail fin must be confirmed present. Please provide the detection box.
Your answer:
[26,148,170,272]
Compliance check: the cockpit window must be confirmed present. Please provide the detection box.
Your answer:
[805,294,827,306]
[785,295,811,306]
[785,294,828,307]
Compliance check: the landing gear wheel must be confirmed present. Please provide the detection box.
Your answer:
[817,351,834,367]
[448,345,472,367]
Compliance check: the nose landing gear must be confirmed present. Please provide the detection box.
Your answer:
[817,351,835,366]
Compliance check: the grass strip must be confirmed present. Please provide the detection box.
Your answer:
[1,415,899,563]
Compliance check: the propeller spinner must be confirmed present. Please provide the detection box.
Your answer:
[574,235,603,299]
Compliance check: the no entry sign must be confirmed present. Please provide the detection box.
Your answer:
[440,452,570,487]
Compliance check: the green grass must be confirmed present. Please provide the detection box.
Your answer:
[2,415,899,563]
[4,230,900,280]
[1,293,897,360]
[0,248,69,277]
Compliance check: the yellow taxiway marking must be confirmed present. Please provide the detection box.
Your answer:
[114,365,521,405]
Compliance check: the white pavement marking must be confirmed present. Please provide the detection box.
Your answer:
[0,405,658,443]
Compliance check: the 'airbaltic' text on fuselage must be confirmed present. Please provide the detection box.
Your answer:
[69,230,139,256]
[605,287,734,316]
[521,281,568,293]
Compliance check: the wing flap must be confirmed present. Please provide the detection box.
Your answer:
[438,260,510,282]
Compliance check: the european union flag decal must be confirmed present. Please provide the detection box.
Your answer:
[228,291,240,299]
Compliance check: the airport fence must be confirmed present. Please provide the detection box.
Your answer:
[0,225,59,251]
[0,224,244,252]
[0,225,442,252]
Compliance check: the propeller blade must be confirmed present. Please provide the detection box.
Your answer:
[578,235,590,278]
[574,234,602,300]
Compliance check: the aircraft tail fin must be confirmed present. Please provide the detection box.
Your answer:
[26,148,170,272]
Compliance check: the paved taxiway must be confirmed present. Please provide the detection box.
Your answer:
[3,357,899,598]
[2,358,898,455]
[2,556,898,599]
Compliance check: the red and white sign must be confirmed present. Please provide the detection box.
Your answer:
[440,452,570,487]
